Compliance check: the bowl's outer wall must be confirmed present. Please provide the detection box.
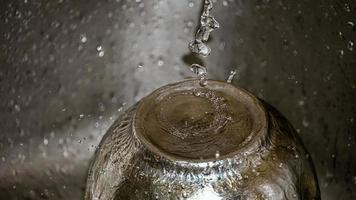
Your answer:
[0,0,355,199]
[85,100,320,200]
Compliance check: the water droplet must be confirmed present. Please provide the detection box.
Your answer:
[215,151,220,158]
[188,0,218,57]
[344,3,351,12]
[190,64,207,76]
[226,69,237,83]
[43,138,48,145]
[182,190,188,198]
[63,150,69,157]
[14,104,21,112]
[137,62,144,72]
[190,64,208,86]
[96,45,105,57]
[347,21,355,28]
[189,40,211,57]
[80,34,87,43]
[157,57,164,67]
[298,100,305,106]
[347,40,354,51]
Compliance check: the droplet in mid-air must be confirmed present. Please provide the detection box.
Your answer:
[190,64,208,87]
[189,40,211,57]
[227,69,237,83]
[188,0,219,57]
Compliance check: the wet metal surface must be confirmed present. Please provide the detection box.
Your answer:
[0,0,355,199]
[85,79,319,200]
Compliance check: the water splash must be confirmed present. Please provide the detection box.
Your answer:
[188,0,219,87]
[190,64,207,86]
[189,0,219,57]
[226,69,237,83]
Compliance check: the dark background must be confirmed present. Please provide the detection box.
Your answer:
[0,0,355,199]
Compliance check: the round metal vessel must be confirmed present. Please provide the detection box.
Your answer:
[85,79,320,200]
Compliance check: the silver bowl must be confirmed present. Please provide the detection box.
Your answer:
[85,79,320,200]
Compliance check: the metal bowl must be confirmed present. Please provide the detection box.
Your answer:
[85,79,320,200]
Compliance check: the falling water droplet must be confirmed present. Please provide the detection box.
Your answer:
[188,0,219,57]
[189,40,211,57]
[190,64,208,87]
[227,69,237,83]
[347,40,354,51]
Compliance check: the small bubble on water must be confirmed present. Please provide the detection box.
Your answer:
[43,138,49,145]
[182,190,188,198]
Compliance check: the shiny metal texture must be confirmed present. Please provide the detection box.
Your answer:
[0,0,355,199]
[85,79,320,200]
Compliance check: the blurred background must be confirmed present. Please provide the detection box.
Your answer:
[0,0,355,199]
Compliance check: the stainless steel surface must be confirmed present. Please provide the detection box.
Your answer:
[85,79,319,200]
[0,0,355,199]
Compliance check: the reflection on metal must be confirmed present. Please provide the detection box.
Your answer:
[85,79,320,200]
